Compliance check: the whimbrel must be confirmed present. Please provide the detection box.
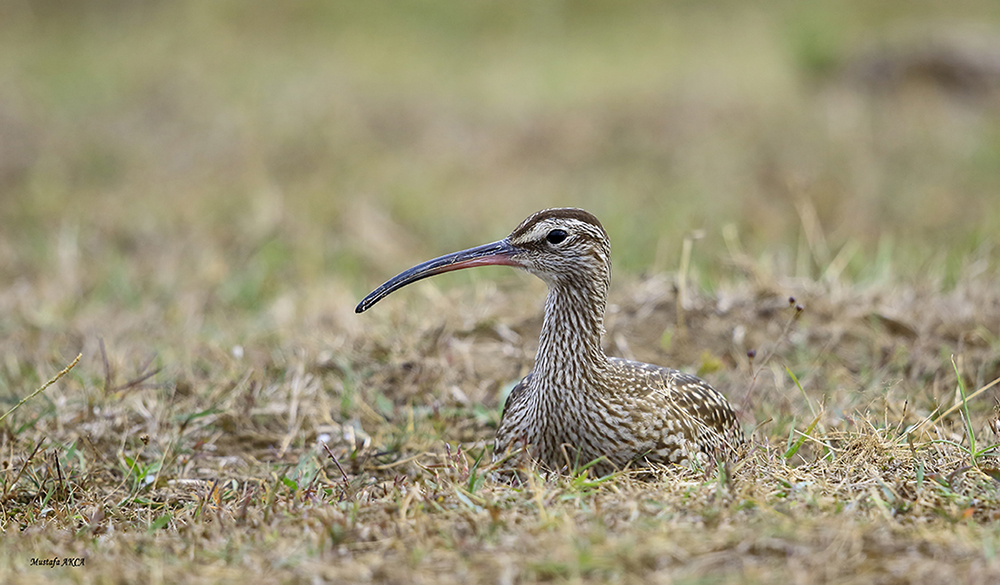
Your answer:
[356,208,744,473]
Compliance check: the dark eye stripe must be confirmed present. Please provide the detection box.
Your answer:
[546,229,567,244]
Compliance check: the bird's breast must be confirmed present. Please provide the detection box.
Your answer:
[495,379,642,469]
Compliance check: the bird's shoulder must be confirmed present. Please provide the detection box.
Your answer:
[607,357,739,429]
[500,372,532,420]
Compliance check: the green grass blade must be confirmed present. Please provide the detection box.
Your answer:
[785,366,817,418]
[148,512,172,533]
[784,410,823,460]
[951,357,977,462]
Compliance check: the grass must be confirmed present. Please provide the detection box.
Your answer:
[2,1,1000,583]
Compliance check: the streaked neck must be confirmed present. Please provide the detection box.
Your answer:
[532,277,610,390]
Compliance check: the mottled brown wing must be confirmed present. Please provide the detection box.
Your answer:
[661,369,743,441]
[610,357,745,454]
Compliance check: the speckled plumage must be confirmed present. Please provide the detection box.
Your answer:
[357,208,745,474]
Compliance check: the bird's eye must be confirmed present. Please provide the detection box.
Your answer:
[546,229,568,245]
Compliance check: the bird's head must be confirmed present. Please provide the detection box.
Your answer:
[355,207,610,313]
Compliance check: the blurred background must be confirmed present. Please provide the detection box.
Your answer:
[5,4,1000,576]
[2,0,1000,332]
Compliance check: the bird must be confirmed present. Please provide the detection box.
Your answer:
[356,208,744,474]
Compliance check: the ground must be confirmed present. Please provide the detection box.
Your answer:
[2,2,1000,584]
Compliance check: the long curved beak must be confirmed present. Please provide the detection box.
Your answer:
[356,239,520,313]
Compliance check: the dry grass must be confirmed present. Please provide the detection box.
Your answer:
[2,2,1000,583]
[1,268,999,583]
